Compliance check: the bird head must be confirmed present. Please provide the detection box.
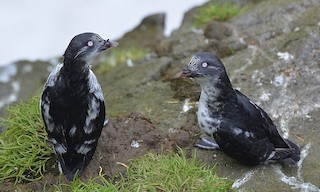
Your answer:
[181,52,226,79]
[63,32,118,63]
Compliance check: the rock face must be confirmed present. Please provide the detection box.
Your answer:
[116,13,166,50]
[1,0,320,191]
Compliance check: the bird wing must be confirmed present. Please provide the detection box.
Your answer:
[216,89,296,163]
[40,63,69,155]
[80,70,105,142]
[234,89,278,136]
[234,89,292,149]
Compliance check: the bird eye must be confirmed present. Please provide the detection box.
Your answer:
[201,62,208,68]
[87,41,94,47]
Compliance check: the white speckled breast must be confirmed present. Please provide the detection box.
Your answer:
[197,89,221,136]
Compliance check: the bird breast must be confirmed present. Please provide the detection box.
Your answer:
[197,91,221,136]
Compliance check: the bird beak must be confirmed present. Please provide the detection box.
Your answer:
[180,67,193,77]
[101,39,119,50]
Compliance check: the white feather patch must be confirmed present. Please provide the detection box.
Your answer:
[77,145,92,155]
[76,140,96,154]
[266,151,276,160]
[84,139,96,145]
[44,63,63,88]
[69,126,77,137]
[42,96,54,132]
[55,143,67,154]
[88,70,104,101]
[58,162,63,173]
[84,98,100,134]
[232,128,243,135]
[188,56,201,71]
[49,138,58,145]
[83,70,104,134]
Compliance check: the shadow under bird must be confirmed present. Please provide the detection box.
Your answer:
[181,52,300,165]
[40,32,118,180]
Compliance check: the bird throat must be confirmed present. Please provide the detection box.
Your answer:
[61,59,90,85]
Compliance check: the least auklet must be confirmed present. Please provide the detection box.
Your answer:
[40,32,118,180]
[181,52,300,165]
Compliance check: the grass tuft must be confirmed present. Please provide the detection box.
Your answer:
[119,150,233,191]
[97,47,149,73]
[53,150,233,191]
[0,95,52,183]
[193,2,245,26]
[53,170,118,192]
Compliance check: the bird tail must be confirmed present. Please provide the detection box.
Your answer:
[286,139,300,161]
[277,139,301,165]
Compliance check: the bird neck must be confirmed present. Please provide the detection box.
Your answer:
[62,58,90,83]
[199,73,235,104]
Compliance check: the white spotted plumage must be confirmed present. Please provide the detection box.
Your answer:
[88,70,104,100]
[182,52,300,165]
[40,33,117,181]
[197,78,222,136]
[44,63,63,87]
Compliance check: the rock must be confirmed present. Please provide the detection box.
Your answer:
[155,39,172,57]
[169,78,200,101]
[0,60,50,130]
[204,21,232,39]
[171,31,209,60]
[171,1,211,36]
[117,13,166,50]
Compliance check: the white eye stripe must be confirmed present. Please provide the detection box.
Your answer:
[201,62,208,68]
[87,41,94,47]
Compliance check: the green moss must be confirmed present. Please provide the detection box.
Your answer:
[0,96,53,183]
[55,150,233,192]
[193,2,245,26]
[97,47,149,74]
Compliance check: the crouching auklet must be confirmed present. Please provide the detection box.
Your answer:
[181,52,300,165]
[40,32,118,180]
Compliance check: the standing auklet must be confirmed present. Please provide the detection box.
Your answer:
[181,52,300,165]
[40,32,118,180]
